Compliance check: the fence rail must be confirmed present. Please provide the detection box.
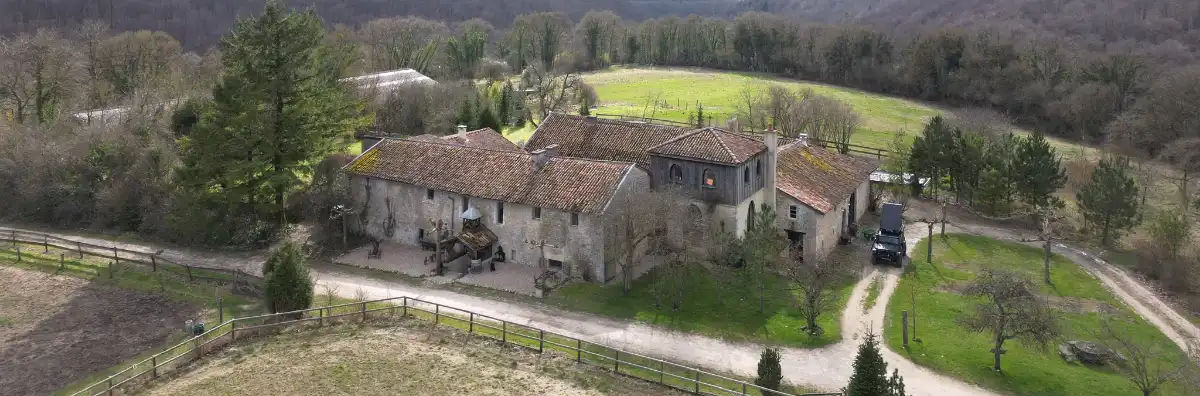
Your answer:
[70,295,841,396]
[1,227,264,296]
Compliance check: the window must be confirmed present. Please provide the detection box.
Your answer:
[418,228,425,240]
[533,207,542,219]
[462,196,470,208]
[548,259,564,270]
[426,189,434,200]
[743,167,750,183]
[702,169,716,188]
[789,205,798,219]
[497,202,505,224]
[756,160,762,175]
[571,212,579,226]
[669,164,683,184]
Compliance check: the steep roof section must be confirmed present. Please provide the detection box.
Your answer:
[525,113,691,168]
[345,139,634,214]
[776,143,880,214]
[408,128,523,153]
[648,127,766,164]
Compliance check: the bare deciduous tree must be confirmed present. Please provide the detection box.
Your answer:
[521,63,577,122]
[1095,310,1187,396]
[0,28,76,125]
[798,95,860,154]
[959,269,1060,371]
[782,247,854,335]
[603,187,689,295]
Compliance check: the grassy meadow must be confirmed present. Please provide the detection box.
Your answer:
[884,235,1189,396]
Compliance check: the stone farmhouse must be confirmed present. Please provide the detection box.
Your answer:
[343,113,877,282]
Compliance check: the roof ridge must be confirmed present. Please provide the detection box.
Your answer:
[647,128,706,151]
[401,138,632,168]
[707,128,742,163]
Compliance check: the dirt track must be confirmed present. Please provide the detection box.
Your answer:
[0,267,198,396]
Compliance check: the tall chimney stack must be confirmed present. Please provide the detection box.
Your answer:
[764,128,778,213]
[531,144,558,171]
[457,124,468,134]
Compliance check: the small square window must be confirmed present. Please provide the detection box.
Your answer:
[571,213,579,226]
[549,259,564,270]
[533,207,542,219]
[789,205,798,219]
[426,189,434,200]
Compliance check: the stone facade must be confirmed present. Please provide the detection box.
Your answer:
[776,180,872,262]
[348,167,648,282]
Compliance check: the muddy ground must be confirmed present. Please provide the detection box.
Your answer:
[0,266,198,396]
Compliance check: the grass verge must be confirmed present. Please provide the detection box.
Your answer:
[884,234,1188,396]
[550,265,855,348]
[863,276,882,311]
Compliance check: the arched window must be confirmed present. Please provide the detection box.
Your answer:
[670,164,683,184]
[756,160,762,175]
[743,167,750,183]
[747,201,757,230]
[702,169,716,188]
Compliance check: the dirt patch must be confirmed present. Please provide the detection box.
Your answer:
[1047,296,1114,314]
[933,280,970,295]
[0,266,198,396]
[143,321,684,396]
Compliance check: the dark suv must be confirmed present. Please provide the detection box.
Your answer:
[872,231,906,266]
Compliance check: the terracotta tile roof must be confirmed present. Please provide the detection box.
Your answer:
[407,128,522,153]
[458,226,498,252]
[776,143,879,214]
[648,127,766,164]
[525,113,691,168]
[345,138,634,214]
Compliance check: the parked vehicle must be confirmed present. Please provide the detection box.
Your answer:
[872,203,906,266]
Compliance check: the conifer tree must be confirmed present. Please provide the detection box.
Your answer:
[263,242,314,314]
[176,0,370,241]
[477,104,503,133]
[1015,132,1067,210]
[1077,158,1140,246]
[755,347,783,392]
[498,81,513,125]
[845,332,905,396]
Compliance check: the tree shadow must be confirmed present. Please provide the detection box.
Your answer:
[0,275,198,396]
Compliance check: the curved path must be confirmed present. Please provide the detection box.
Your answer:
[13,220,1197,394]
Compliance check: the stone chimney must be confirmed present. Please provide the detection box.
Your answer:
[764,128,778,212]
[531,144,558,171]
[457,124,468,134]
[798,133,809,147]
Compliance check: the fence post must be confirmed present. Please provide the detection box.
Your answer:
[402,297,408,318]
[469,312,474,334]
[108,262,113,278]
[742,383,747,395]
[113,247,119,265]
[502,321,507,343]
[614,350,620,372]
[694,370,700,394]
[361,302,367,322]
[186,265,193,281]
[232,320,238,341]
[151,255,157,272]
[577,339,582,362]
[15,246,20,262]
[59,253,64,271]
[902,310,909,348]
[107,376,113,396]
[660,361,664,384]
[218,297,223,323]
[43,235,48,253]
[538,330,544,353]
[152,356,158,378]
[78,242,83,259]
[435,304,440,324]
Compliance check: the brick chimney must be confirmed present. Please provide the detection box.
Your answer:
[764,128,778,212]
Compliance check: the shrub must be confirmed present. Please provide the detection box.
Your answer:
[263,242,314,314]
[755,347,783,391]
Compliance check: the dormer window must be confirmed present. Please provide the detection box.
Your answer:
[702,169,716,188]
[670,164,683,184]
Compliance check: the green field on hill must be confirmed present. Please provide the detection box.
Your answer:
[581,67,943,148]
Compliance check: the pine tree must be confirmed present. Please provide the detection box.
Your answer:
[755,347,783,392]
[263,242,314,314]
[456,98,475,129]
[1015,132,1067,210]
[498,81,513,125]
[1077,158,1140,246]
[888,369,906,396]
[845,332,895,396]
[695,102,705,128]
[175,0,370,241]
[477,104,503,133]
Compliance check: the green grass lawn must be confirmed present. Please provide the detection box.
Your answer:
[884,234,1189,396]
[582,67,942,148]
[550,264,855,348]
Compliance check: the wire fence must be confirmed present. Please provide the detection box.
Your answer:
[70,295,842,396]
[0,227,264,297]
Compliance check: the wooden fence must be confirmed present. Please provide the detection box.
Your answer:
[1,227,264,297]
[591,113,894,159]
[70,296,841,396]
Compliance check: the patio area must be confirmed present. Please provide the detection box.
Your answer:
[334,241,440,278]
[334,241,549,297]
[455,260,543,296]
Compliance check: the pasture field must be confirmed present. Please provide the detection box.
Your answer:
[139,321,687,396]
[884,235,1188,396]
[581,67,941,148]
[0,265,198,396]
